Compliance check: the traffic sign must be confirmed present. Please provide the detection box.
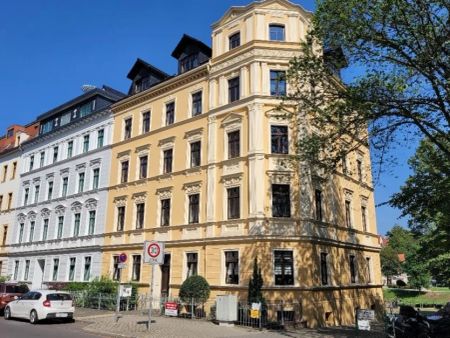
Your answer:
[143,241,164,265]
[119,253,127,263]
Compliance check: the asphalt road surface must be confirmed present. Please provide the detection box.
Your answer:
[0,317,110,338]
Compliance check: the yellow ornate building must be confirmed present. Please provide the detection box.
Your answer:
[101,0,382,327]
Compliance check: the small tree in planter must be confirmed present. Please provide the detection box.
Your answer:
[248,257,265,306]
[179,275,210,318]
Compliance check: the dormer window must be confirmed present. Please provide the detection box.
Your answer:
[135,76,151,93]
[179,54,199,73]
[6,128,14,138]
[229,32,240,50]
[269,24,285,41]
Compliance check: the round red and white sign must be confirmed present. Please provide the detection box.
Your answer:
[119,253,127,263]
[147,243,161,258]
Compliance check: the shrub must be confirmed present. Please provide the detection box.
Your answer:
[179,275,210,303]
[65,282,89,292]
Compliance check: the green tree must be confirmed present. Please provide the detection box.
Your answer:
[247,258,265,306]
[179,275,210,303]
[386,225,419,259]
[280,0,449,176]
[380,245,402,284]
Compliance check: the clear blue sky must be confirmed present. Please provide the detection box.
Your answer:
[0,0,410,235]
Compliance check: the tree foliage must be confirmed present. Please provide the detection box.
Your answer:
[282,0,449,176]
[247,258,265,306]
[179,275,210,303]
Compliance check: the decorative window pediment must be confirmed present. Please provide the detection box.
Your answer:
[90,158,101,168]
[71,201,83,212]
[221,113,243,130]
[40,208,51,218]
[220,173,242,188]
[55,205,66,215]
[184,128,203,142]
[156,187,173,200]
[27,211,37,221]
[114,195,127,207]
[267,171,292,184]
[132,192,147,204]
[158,136,176,148]
[17,213,26,222]
[84,198,98,210]
[183,181,202,195]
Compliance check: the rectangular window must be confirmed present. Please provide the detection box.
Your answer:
[192,92,202,116]
[342,154,348,175]
[7,193,12,209]
[132,255,141,281]
[24,260,30,281]
[166,102,175,126]
[124,118,132,140]
[270,70,286,96]
[29,221,35,242]
[186,253,198,278]
[269,24,285,41]
[62,177,68,197]
[188,194,199,224]
[179,54,199,73]
[42,219,49,241]
[272,184,291,217]
[139,156,148,179]
[34,185,40,204]
[225,251,239,284]
[112,256,120,281]
[121,161,129,183]
[136,203,145,229]
[345,200,352,228]
[53,146,59,163]
[160,199,171,226]
[84,257,91,281]
[228,130,240,159]
[78,172,85,193]
[18,223,24,243]
[2,165,6,182]
[366,257,372,283]
[13,261,19,280]
[57,216,64,239]
[53,258,59,281]
[83,135,90,153]
[97,129,104,148]
[350,255,357,283]
[73,213,81,237]
[227,187,240,220]
[315,189,323,221]
[117,206,125,231]
[11,162,17,179]
[229,32,240,50]
[163,149,173,174]
[361,205,368,232]
[320,252,328,285]
[142,111,150,133]
[67,141,73,158]
[190,141,201,168]
[69,257,76,281]
[92,168,100,189]
[88,210,96,235]
[47,181,53,200]
[24,188,29,206]
[274,250,294,285]
[357,159,363,182]
[228,77,240,103]
[271,126,288,154]
[2,225,8,246]
[29,155,34,171]
[40,151,45,167]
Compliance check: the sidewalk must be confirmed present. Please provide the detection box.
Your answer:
[74,308,385,338]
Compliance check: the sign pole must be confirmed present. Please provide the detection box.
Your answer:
[148,264,155,330]
[115,269,121,322]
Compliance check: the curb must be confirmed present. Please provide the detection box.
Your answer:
[83,326,137,338]
[75,314,116,321]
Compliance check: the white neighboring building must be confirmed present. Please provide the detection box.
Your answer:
[7,86,125,288]
[0,124,39,277]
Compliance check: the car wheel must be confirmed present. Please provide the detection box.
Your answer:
[29,310,38,324]
[4,307,11,320]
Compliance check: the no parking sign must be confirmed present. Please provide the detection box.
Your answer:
[143,241,165,265]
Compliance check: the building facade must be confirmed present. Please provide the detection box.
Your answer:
[101,0,382,328]
[7,86,124,288]
[0,124,39,277]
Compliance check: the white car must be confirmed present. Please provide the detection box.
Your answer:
[4,290,74,324]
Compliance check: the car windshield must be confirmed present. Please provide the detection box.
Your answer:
[46,293,72,301]
[5,285,29,294]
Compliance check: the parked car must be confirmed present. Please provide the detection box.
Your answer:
[0,283,29,314]
[4,290,74,324]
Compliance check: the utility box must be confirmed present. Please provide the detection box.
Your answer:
[216,295,238,324]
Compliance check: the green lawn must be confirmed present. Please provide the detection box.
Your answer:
[384,288,450,306]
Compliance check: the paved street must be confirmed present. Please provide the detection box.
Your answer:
[0,317,109,338]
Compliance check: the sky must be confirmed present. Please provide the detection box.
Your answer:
[0,0,411,235]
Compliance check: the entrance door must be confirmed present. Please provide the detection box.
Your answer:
[160,254,171,298]
[32,260,45,289]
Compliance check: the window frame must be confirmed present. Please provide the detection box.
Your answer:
[269,24,285,41]
[228,32,241,50]
[270,70,287,96]
[271,184,291,218]
[273,249,294,286]
[224,250,239,285]
[227,130,240,159]
[191,91,202,117]
[271,125,289,154]
[124,117,132,140]
[228,76,240,103]
[227,186,240,220]
[165,102,175,126]
[142,111,151,134]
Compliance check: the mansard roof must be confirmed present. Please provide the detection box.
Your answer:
[127,58,170,81]
[171,34,212,60]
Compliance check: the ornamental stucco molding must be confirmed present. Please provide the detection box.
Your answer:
[156,187,173,200]
[71,202,83,213]
[84,198,98,210]
[220,173,242,187]
[27,211,37,221]
[267,171,292,184]
[17,213,26,222]
[183,181,202,195]
[114,195,127,207]
[132,192,147,204]
[40,208,51,218]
